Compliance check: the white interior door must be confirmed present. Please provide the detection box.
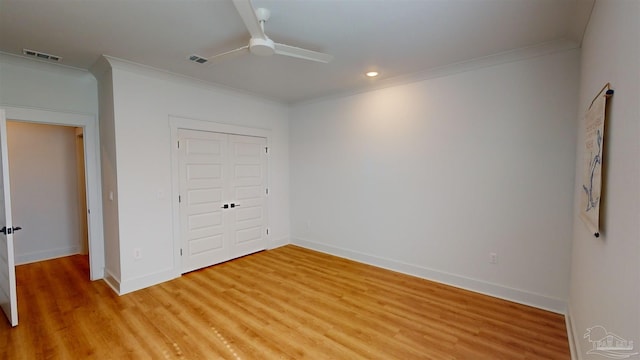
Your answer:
[228,134,267,258]
[0,109,18,327]
[178,129,267,273]
[179,129,229,273]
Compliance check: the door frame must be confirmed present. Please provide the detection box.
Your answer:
[169,115,270,278]
[2,106,104,280]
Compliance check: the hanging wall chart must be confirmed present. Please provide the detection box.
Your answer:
[580,83,613,238]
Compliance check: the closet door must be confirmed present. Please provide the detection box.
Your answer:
[178,130,267,273]
[178,129,230,273]
[228,134,267,258]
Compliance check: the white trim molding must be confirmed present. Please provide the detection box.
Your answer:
[565,305,582,360]
[168,115,272,278]
[1,105,105,280]
[15,246,81,265]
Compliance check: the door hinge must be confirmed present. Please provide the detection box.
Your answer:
[177,140,180,149]
[266,228,269,235]
[265,188,269,195]
[180,248,183,256]
[178,195,181,203]
[265,146,268,154]
[88,209,90,214]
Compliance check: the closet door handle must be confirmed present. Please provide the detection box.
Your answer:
[0,226,21,235]
[222,203,241,209]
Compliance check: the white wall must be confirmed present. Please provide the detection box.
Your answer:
[0,53,104,279]
[92,61,121,284]
[7,122,82,264]
[0,53,97,114]
[290,49,580,312]
[94,57,290,294]
[569,1,639,358]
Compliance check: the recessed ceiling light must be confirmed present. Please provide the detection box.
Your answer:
[366,71,379,77]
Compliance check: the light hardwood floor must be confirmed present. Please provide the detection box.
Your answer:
[0,245,570,359]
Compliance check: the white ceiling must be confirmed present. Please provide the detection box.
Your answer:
[0,0,593,104]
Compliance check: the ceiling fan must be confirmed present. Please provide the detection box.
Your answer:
[190,0,333,65]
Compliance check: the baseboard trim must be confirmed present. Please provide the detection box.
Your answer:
[292,238,567,314]
[118,268,178,295]
[103,269,121,294]
[268,236,289,250]
[15,246,80,265]
[566,305,582,360]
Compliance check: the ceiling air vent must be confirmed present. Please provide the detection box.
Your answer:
[188,54,208,64]
[22,48,62,62]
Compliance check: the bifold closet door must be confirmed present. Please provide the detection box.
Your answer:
[178,129,267,273]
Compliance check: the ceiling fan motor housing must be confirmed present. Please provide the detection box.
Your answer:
[205,2,331,63]
[249,37,275,56]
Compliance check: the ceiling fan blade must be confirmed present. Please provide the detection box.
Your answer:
[232,0,266,40]
[207,45,249,63]
[274,43,333,63]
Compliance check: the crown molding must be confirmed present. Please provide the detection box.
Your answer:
[95,55,286,107]
[294,38,580,106]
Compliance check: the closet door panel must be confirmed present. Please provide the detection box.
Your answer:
[228,134,267,258]
[178,129,230,273]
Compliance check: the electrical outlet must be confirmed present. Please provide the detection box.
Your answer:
[134,248,142,260]
[489,252,498,264]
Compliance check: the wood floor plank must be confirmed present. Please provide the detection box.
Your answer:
[0,245,570,359]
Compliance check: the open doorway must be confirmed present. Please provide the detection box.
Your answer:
[6,121,89,273]
[1,106,104,282]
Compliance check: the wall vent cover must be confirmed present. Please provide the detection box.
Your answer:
[22,48,62,62]
[188,54,208,64]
